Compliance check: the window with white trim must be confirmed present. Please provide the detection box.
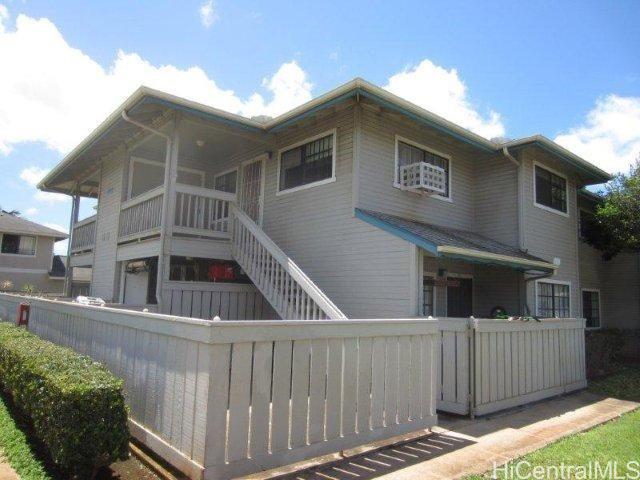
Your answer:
[535,165,567,213]
[582,290,601,328]
[278,133,334,192]
[396,140,450,197]
[537,281,570,318]
[0,234,36,256]
[213,169,237,194]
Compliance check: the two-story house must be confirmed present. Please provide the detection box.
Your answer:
[36,78,638,329]
[0,212,68,293]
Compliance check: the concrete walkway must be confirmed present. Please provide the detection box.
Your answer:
[256,391,638,480]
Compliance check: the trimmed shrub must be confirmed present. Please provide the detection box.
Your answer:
[585,328,625,378]
[0,323,129,477]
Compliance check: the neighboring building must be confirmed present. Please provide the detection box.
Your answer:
[36,78,639,329]
[0,212,68,293]
[578,190,640,330]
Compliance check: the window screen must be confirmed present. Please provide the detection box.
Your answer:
[1,234,36,255]
[535,166,567,213]
[582,290,600,328]
[397,141,449,197]
[537,282,570,318]
[214,170,237,194]
[279,134,334,192]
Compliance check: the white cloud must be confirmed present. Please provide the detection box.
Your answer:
[0,4,8,33]
[44,222,68,234]
[19,165,48,186]
[20,166,68,203]
[0,7,313,155]
[555,95,640,175]
[384,59,505,140]
[25,207,38,216]
[199,0,218,28]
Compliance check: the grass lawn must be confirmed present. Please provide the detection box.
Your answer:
[0,391,50,480]
[468,366,640,479]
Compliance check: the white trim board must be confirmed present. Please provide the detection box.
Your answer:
[535,278,572,318]
[276,128,337,196]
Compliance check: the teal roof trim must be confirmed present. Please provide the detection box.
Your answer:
[357,89,496,153]
[142,97,264,133]
[355,209,440,255]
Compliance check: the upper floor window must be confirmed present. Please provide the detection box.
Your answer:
[213,169,237,194]
[537,281,570,318]
[395,138,450,199]
[534,164,567,214]
[579,209,595,240]
[1,234,36,256]
[278,131,336,194]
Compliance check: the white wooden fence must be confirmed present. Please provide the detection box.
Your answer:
[438,318,587,416]
[0,293,438,480]
[162,281,278,320]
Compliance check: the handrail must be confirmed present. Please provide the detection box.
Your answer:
[121,185,164,211]
[174,183,236,202]
[230,204,347,320]
[73,214,97,229]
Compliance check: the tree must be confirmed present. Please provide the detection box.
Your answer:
[0,207,20,216]
[584,158,640,259]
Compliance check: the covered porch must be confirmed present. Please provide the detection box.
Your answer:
[355,209,559,319]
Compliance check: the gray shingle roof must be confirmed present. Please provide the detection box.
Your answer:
[0,213,68,240]
[356,209,551,266]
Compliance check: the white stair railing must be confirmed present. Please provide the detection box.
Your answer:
[230,204,347,320]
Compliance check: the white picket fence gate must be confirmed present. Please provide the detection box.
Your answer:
[0,293,438,480]
[437,317,587,416]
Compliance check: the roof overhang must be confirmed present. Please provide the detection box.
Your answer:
[355,209,557,275]
[39,78,612,196]
[501,136,612,186]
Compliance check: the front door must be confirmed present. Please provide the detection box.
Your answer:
[239,156,265,224]
[447,277,473,317]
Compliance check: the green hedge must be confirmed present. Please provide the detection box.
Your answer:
[0,323,129,477]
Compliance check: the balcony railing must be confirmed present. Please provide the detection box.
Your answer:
[71,215,97,253]
[173,184,235,239]
[118,186,163,240]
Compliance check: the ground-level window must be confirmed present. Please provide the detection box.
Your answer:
[278,132,334,193]
[213,169,237,194]
[582,290,601,328]
[535,165,567,214]
[0,234,36,255]
[169,256,251,284]
[537,281,570,318]
[423,276,435,316]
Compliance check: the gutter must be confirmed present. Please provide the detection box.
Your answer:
[120,110,172,309]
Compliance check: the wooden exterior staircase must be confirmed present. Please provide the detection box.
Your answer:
[230,205,347,320]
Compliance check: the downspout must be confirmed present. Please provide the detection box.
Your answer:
[120,111,172,309]
[502,146,529,313]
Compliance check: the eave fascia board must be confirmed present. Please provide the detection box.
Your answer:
[437,245,557,273]
[502,135,612,184]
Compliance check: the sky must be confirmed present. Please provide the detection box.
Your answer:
[0,0,639,254]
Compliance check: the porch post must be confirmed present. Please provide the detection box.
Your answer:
[156,114,180,312]
[64,191,80,298]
